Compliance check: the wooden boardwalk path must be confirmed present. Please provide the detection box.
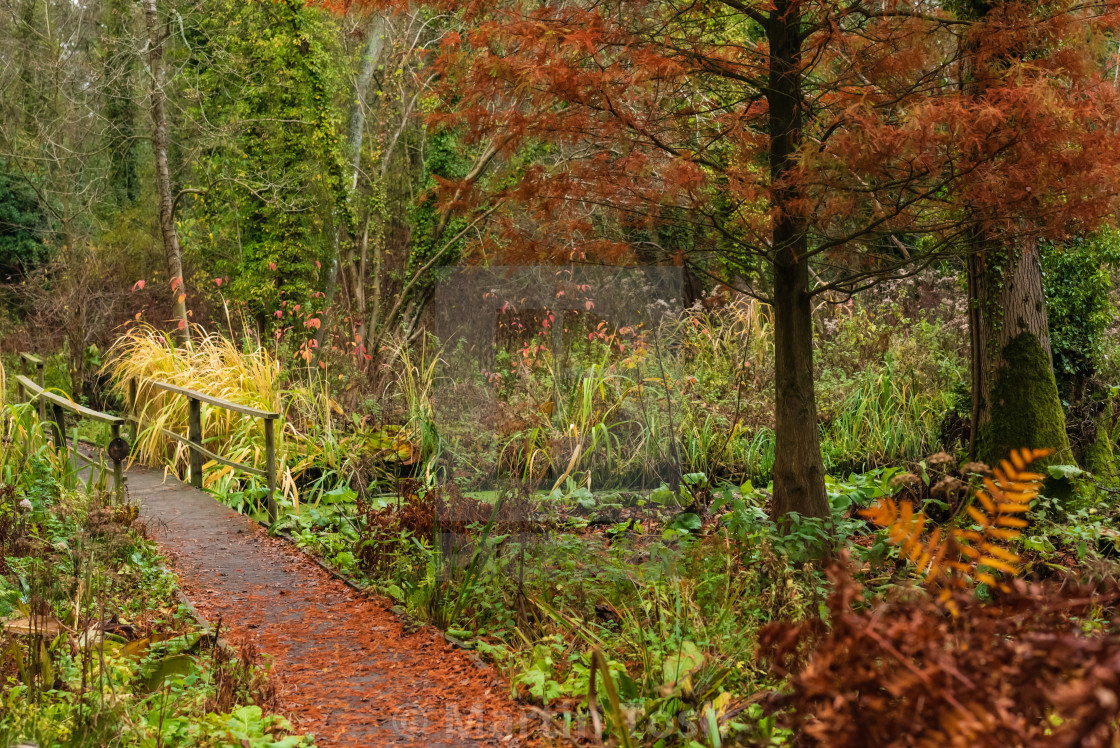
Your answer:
[117,462,537,747]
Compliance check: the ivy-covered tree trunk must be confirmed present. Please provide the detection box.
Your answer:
[968,239,1073,467]
[316,14,386,350]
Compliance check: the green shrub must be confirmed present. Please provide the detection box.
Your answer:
[1041,230,1120,400]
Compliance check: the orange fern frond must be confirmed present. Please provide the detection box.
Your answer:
[860,447,1051,597]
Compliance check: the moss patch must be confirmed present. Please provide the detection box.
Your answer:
[1085,399,1117,481]
[979,332,1074,470]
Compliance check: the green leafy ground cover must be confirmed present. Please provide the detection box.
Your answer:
[274,457,1120,746]
[0,404,313,748]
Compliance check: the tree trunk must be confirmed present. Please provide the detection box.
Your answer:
[142,0,188,343]
[955,0,1070,468]
[771,258,829,519]
[766,1,830,521]
[317,16,386,350]
[969,237,1073,466]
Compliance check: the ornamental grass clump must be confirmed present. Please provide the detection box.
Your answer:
[103,325,288,500]
[102,326,417,512]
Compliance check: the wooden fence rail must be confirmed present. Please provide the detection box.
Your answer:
[12,353,280,523]
[14,353,127,502]
[126,377,280,522]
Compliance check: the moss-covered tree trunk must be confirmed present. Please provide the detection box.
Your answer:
[968,238,1073,467]
[957,0,1072,469]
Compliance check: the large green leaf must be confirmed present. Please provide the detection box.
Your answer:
[662,640,704,688]
[140,653,197,692]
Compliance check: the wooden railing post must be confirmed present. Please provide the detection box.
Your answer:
[264,415,277,524]
[188,396,203,489]
[35,360,45,426]
[128,378,138,444]
[138,378,281,525]
[17,355,26,404]
[15,354,127,496]
[111,423,124,504]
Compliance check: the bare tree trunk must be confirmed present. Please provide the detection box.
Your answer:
[346,18,386,191]
[357,210,375,345]
[142,0,188,343]
[317,15,387,350]
[967,247,984,459]
[767,0,829,521]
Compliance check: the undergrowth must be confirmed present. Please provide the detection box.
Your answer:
[0,394,312,747]
[276,445,1120,746]
[98,285,965,526]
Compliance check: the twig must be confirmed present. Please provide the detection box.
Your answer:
[652,323,681,491]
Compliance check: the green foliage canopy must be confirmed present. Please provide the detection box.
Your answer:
[0,168,47,276]
[1041,231,1120,398]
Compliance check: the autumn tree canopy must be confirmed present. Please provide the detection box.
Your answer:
[362,0,1120,519]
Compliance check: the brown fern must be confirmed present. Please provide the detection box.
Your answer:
[861,448,1051,598]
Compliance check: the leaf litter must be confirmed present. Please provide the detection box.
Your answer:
[130,466,540,747]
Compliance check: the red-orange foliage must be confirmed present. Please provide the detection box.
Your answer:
[337,0,1120,520]
[759,561,1120,747]
[345,0,1120,270]
[860,447,1049,605]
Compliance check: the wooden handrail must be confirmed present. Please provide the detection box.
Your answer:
[13,355,281,524]
[128,377,279,522]
[123,415,268,478]
[16,376,124,426]
[13,371,127,503]
[140,379,279,420]
[16,354,46,424]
